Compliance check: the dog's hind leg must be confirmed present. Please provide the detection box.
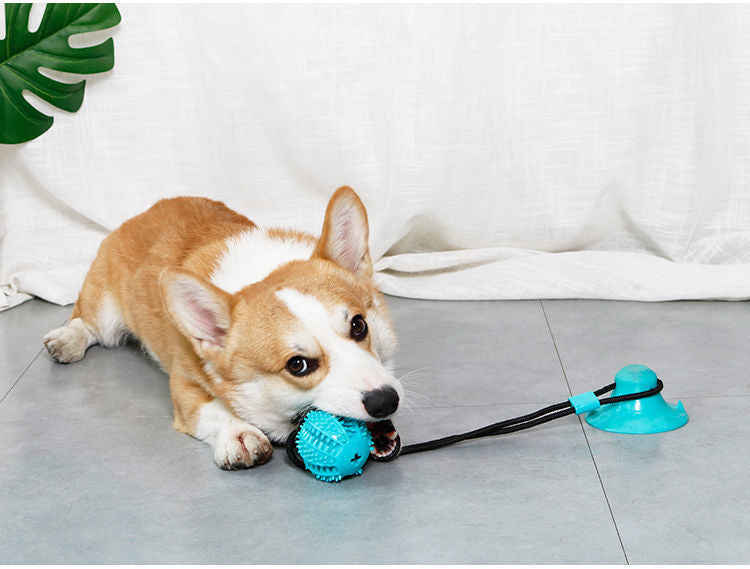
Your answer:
[44,253,128,364]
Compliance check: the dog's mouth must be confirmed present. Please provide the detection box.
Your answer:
[366,419,401,462]
[290,408,401,462]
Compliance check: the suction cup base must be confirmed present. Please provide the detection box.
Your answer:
[585,365,688,434]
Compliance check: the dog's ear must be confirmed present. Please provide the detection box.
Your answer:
[313,186,373,278]
[159,267,232,357]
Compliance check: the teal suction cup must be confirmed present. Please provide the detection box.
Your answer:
[585,364,688,434]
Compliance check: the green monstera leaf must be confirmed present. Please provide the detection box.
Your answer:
[0,3,121,144]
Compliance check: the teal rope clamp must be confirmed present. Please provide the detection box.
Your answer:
[568,391,601,415]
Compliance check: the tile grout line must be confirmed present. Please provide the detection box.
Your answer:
[539,300,631,565]
[0,348,44,407]
[0,312,68,408]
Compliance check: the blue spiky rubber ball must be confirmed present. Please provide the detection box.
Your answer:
[290,410,373,482]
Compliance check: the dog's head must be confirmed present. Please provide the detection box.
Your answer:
[160,187,402,452]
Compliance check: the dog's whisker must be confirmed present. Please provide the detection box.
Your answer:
[396,369,429,386]
[397,367,427,379]
[401,380,429,392]
[400,379,431,396]
[404,388,435,401]
[403,387,439,408]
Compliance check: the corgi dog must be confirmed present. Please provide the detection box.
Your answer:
[43,187,403,470]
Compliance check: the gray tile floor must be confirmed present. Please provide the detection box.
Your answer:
[1,297,748,564]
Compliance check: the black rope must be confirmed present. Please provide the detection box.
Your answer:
[398,379,664,456]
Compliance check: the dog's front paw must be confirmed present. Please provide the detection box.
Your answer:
[213,423,273,470]
[43,320,93,364]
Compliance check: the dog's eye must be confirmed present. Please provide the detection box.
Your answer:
[350,314,368,341]
[286,356,318,377]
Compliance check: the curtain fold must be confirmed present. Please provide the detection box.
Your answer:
[2,4,749,309]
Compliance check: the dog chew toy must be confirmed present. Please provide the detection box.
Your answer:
[285,410,373,482]
[584,364,688,433]
[286,365,688,483]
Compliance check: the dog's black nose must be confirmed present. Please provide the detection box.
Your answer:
[363,386,399,418]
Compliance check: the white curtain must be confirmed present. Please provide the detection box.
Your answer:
[2,3,750,310]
